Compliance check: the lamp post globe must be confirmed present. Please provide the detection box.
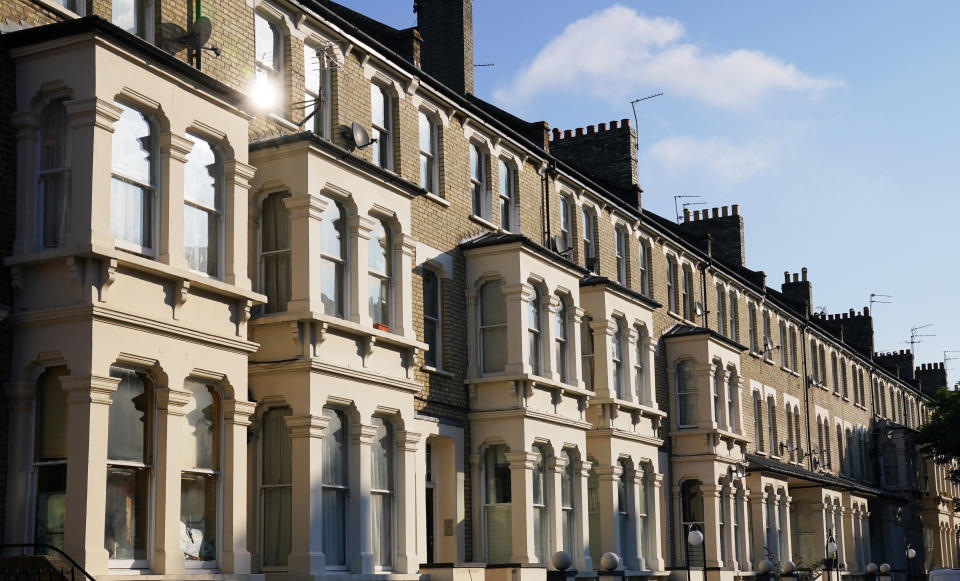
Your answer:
[688,529,704,546]
[827,540,838,554]
[906,547,916,560]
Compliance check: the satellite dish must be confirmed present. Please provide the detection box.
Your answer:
[351,122,376,149]
[763,336,775,352]
[735,463,746,479]
[193,16,213,47]
[695,301,705,317]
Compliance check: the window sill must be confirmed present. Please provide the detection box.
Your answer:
[251,310,429,353]
[749,351,762,359]
[423,192,450,207]
[469,214,497,230]
[33,0,83,20]
[422,365,454,378]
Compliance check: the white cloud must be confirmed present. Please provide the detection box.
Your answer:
[644,136,770,184]
[493,5,842,109]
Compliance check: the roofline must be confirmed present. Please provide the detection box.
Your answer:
[662,324,750,353]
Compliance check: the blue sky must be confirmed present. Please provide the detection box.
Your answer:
[340,1,960,385]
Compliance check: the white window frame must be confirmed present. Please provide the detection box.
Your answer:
[183,133,224,278]
[368,217,393,329]
[470,142,490,220]
[259,192,292,313]
[558,194,573,253]
[180,380,222,569]
[423,268,442,369]
[418,110,439,193]
[304,43,333,139]
[111,101,158,257]
[527,286,542,376]
[254,11,283,114]
[637,238,650,297]
[614,226,627,284]
[370,82,393,170]
[676,359,697,428]
[555,296,569,384]
[319,195,348,319]
[582,206,597,271]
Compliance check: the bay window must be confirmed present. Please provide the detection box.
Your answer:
[180,380,219,566]
[676,360,696,427]
[617,459,633,566]
[561,450,576,555]
[319,196,347,318]
[484,445,511,564]
[612,319,625,398]
[370,83,393,170]
[528,287,542,375]
[480,281,507,374]
[260,406,292,568]
[554,297,568,383]
[34,367,69,550]
[321,408,349,568]
[423,269,441,368]
[371,416,394,569]
[39,99,70,249]
[368,219,392,328]
[260,192,291,313]
[105,367,152,566]
[184,134,222,277]
[581,315,595,390]
[532,445,548,564]
[111,103,155,255]
[419,111,438,193]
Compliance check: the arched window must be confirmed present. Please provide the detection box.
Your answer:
[754,393,764,451]
[368,219,392,329]
[817,416,825,467]
[304,43,332,139]
[762,312,772,360]
[261,406,292,567]
[319,196,347,317]
[561,450,576,554]
[677,360,696,427]
[38,98,71,248]
[719,484,729,564]
[794,407,802,463]
[713,365,725,428]
[498,159,516,232]
[637,465,650,567]
[34,366,68,549]
[480,282,507,374]
[419,111,438,193]
[728,291,739,342]
[254,12,281,113]
[790,329,798,370]
[106,367,153,566]
[727,370,739,434]
[617,459,634,566]
[555,297,569,384]
[824,421,832,470]
[836,424,845,474]
[532,445,549,564]
[111,102,156,255]
[716,284,727,336]
[840,358,848,398]
[767,397,778,457]
[484,444,511,563]
[322,407,348,568]
[819,344,827,384]
[581,315,595,390]
[614,226,627,284]
[634,326,647,404]
[181,380,220,566]
[779,322,788,368]
[666,257,678,313]
[765,488,778,556]
[470,143,488,220]
[810,340,819,383]
[831,353,840,394]
[859,369,866,407]
[733,485,744,566]
[681,480,704,564]
[528,287,542,375]
[558,195,573,253]
[612,319,625,398]
[786,404,795,461]
[748,304,758,352]
[370,83,393,169]
[371,416,395,568]
[261,192,291,313]
[582,207,597,271]
[423,269,442,368]
[681,266,694,320]
[638,239,650,297]
[184,133,223,277]
[880,382,887,417]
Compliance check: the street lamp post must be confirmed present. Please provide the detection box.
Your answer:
[826,532,839,581]
[687,524,704,581]
[905,545,916,581]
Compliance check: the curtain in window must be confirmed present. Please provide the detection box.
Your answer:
[261,407,292,567]
[321,408,348,567]
[184,135,220,276]
[480,282,507,373]
[260,193,291,313]
[39,100,70,248]
[617,461,633,566]
[581,315,594,389]
[371,417,393,568]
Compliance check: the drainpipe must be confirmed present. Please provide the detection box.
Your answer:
[698,235,712,328]
[801,320,815,471]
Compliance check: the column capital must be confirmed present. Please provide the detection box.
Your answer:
[224,159,257,184]
[284,413,329,439]
[61,375,120,405]
[349,214,376,239]
[4,382,34,409]
[64,96,123,131]
[397,233,417,258]
[572,306,587,324]
[469,453,483,468]
[593,464,623,481]
[396,430,422,451]
[504,450,539,470]
[574,459,593,478]
[12,111,40,139]
[223,399,257,426]
[159,132,194,162]
[547,454,569,473]
[284,193,328,221]
[502,282,533,302]
[156,387,191,415]
[352,423,379,445]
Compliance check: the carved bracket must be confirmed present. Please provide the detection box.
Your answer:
[173,279,190,320]
[98,258,117,302]
[362,336,377,367]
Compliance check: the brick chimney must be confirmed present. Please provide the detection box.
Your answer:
[549,120,641,209]
[677,205,746,268]
[915,362,947,395]
[814,307,874,359]
[415,0,473,94]
[873,349,915,381]
[781,268,813,316]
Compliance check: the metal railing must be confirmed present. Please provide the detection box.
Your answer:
[0,544,95,581]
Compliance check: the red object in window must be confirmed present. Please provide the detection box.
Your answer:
[373,323,390,332]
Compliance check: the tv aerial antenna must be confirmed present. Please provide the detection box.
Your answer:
[474,62,495,68]
[906,323,935,354]
[869,293,892,311]
[630,91,663,132]
[944,350,960,371]
[674,194,704,223]
[294,42,343,129]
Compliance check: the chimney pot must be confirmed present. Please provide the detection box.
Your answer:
[693,210,701,220]
[587,125,595,134]
[598,122,607,131]
[552,128,561,140]
[575,127,584,137]
[610,120,618,129]
[564,129,573,139]
[784,271,790,283]
[801,267,808,281]
[722,206,729,217]
[732,204,739,215]
[683,208,691,222]
[793,273,799,283]
[849,308,855,316]
[712,207,720,218]
[621,118,630,127]
[863,306,869,316]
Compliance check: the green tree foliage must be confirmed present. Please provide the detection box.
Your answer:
[917,382,960,485]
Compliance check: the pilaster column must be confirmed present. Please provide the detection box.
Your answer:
[749,490,768,567]
[395,234,417,338]
[569,307,585,389]
[221,399,256,573]
[505,451,539,564]
[157,133,193,269]
[722,487,737,570]
[701,484,723,568]
[223,160,257,288]
[64,97,123,249]
[841,506,855,569]
[622,325,638,404]
[12,112,39,253]
[349,214,375,326]
[284,414,329,574]
[780,494,793,565]
[543,295,561,382]
[574,460,594,572]
[469,454,483,561]
[284,194,328,314]
[641,338,656,406]
[595,463,623,567]
[503,283,534,375]
[547,454,568,567]
[591,319,617,399]
[738,486,752,571]
[152,386,191,574]
[61,374,121,576]
[647,472,666,571]
[2,383,33,545]
[628,468,645,570]
[396,431,422,573]
[351,423,377,573]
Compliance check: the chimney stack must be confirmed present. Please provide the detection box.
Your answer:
[676,204,746,268]
[549,119,641,209]
[819,307,874,358]
[781,268,813,317]
[415,0,474,94]
[916,362,947,396]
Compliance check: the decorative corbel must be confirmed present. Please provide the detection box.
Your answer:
[237,299,252,336]
[289,321,300,344]
[406,346,420,379]
[362,335,377,366]
[316,321,329,345]
[405,76,420,96]
[173,279,190,320]
[469,382,478,400]
[98,258,117,302]
[631,410,641,427]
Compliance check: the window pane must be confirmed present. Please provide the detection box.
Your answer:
[182,381,216,470]
[483,327,507,373]
[112,104,152,184]
[180,473,217,561]
[368,220,389,275]
[37,367,69,461]
[36,463,67,550]
[481,282,506,326]
[113,0,143,37]
[322,408,348,567]
[184,204,218,276]
[419,111,433,153]
[322,408,347,485]
[470,144,480,181]
[304,46,321,94]
[484,445,510,504]
[498,159,509,198]
[40,100,69,171]
[320,259,344,317]
[261,407,292,485]
[420,154,432,191]
[105,466,149,560]
[371,84,386,128]
[255,14,276,68]
[108,367,148,462]
[321,199,344,260]
[262,193,290,252]
[371,417,393,492]
[369,275,389,326]
[424,271,439,318]
[111,178,152,248]
[185,137,218,208]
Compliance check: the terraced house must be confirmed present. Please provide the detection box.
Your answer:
[0,1,956,581]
